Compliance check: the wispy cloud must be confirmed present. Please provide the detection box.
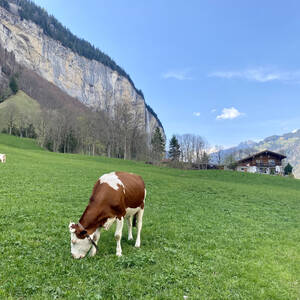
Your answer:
[292,129,299,133]
[216,107,244,120]
[209,67,300,83]
[211,108,217,113]
[193,112,201,117]
[162,69,192,80]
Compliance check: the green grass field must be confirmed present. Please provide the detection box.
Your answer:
[0,134,299,299]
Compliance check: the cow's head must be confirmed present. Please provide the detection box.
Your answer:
[69,222,92,259]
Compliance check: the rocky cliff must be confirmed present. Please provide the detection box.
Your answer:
[0,5,162,136]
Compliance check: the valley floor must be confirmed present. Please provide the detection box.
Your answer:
[0,134,299,299]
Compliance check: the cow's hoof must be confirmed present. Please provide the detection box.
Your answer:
[135,243,140,248]
[116,253,122,257]
[128,236,133,241]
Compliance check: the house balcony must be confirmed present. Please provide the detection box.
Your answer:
[254,163,277,168]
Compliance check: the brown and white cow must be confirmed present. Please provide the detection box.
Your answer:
[0,154,6,163]
[69,171,146,259]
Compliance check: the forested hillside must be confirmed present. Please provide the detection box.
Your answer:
[0,1,165,160]
[0,43,154,159]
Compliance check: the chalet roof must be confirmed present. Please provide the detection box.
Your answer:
[237,150,287,163]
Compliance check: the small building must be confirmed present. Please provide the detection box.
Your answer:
[236,150,286,175]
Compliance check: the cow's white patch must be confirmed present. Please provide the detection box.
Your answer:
[89,228,101,257]
[135,208,144,248]
[115,217,124,256]
[103,217,116,231]
[126,215,133,240]
[69,222,99,259]
[125,207,140,217]
[70,232,91,259]
[99,172,124,191]
[69,222,76,233]
[0,154,6,163]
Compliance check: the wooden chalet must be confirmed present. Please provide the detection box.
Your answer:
[236,150,286,175]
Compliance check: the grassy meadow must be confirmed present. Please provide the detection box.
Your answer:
[0,134,299,299]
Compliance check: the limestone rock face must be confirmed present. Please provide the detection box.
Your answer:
[0,6,162,135]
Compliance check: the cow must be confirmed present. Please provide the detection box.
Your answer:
[0,154,6,163]
[69,171,146,259]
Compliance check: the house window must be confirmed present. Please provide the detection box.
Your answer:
[269,159,275,165]
[256,159,261,164]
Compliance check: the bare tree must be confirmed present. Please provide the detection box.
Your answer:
[6,104,17,135]
[176,133,207,164]
[111,101,147,160]
[215,145,224,165]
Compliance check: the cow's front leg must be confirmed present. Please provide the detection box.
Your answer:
[127,215,133,240]
[89,228,100,257]
[115,217,124,256]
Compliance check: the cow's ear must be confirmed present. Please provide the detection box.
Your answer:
[69,222,76,233]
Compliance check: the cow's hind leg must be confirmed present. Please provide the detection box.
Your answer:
[135,209,144,248]
[89,228,100,257]
[115,217,124,256]
[127,215,133,240]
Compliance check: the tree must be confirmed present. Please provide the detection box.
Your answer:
[168,135,180,161]
[224,154,237,170]
[176,133,206,163]
[9,76,18,94]
[6,104,16,135]
[0,0,9,10]
[200,151,210,169]
[151,127,165,161]
[284,163,293,175]
[215,145,224,165]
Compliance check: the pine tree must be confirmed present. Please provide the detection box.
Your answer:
[284,163,293,175]
[168,135,180,161]
[0,0,9,10]
[151,127,165,161]
[9,76,18,94]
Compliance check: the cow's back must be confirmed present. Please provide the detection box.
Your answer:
[116,172,145,209]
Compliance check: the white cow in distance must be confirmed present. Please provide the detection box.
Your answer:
[0,154,6,163]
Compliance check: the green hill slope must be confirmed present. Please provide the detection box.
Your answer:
[0,133,43,150]
[0,135,299,299]
[0,90,41,130]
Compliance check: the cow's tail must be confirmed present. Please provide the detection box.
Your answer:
[132,213,138,227]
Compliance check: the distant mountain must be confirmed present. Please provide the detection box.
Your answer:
[210,140,257,163]
[214,131,300,178]
[236,140,257,149]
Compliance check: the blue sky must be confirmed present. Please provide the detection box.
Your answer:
[32,0,300,148]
